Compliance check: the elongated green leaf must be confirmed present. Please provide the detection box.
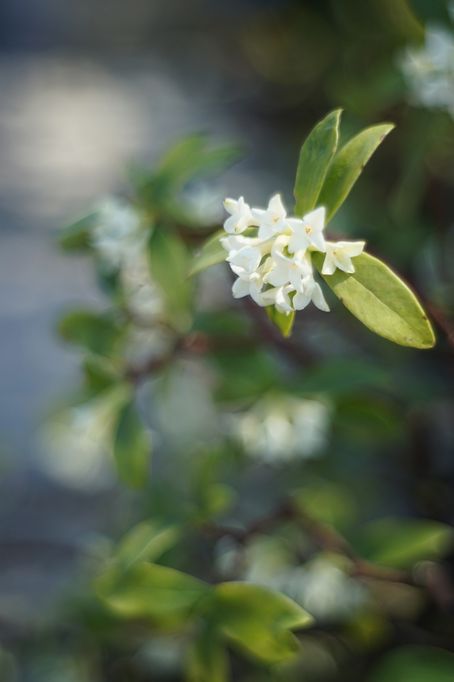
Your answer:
[155,135,242,191]
[137,136,242,203]
[57,309,122,356]
[356,518,453,569]
[266,306,295,337]
[214,582,312,664]
[312,252,435,348]
[113,400,151,488]
[189,230,225,276]
[58,212,97,252]
[294,109,342,216]
[115,520,180,569]
[318,123,394,221]
[96,561,209,623]
[148,228,193,330]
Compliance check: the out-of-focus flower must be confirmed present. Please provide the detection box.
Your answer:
[153,361,220,451]
[229,394,330,463]
[222,193,363,314]
[398,25,454,117]
[321,240,365,276]
[221,537,367,623]
[285,557,367,621]
[91,197,146,270]
[39,388,127,490]
[91,197,166,333]
[121,252,164,324]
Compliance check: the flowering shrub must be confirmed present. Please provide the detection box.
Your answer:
[31,111,451,682]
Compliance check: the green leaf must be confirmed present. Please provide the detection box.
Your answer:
[312,251,435,349]
[266,306,295,338]
[113,400,151,488]
[58,212,97,252]
[115,523,175,567]
[148,228,193,330]
[140,136,242,202]
[214,582,312,664]
[157,136,241,188]
[96,562,209,624]
[356,518,453,569]
[57,309,122,356]
[115,520,180,570]
[318,123,394,221]
[294,109,342,216]
[189,230,226,276]
[82,355,120,396]
[292,481,357,530]
[187,628,229,682]
[368,646,454,682]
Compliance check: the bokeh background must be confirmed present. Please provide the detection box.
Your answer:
[1,0,454,680]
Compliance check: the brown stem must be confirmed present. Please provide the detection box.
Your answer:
[202,500,454,607]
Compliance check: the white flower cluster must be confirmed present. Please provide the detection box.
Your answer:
[399,25,454,118]
[91,197,164,324]
[222,194,365,314]
[230,395,330,463]
[216,537,366,621]
[91,197,170,364]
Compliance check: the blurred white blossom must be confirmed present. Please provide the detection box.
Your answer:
[91,197,146,270]
[285,557,367,621]
[153,361,220,451]
[39,388,127,490]
[120,252,164,324]
[222,194,364,314]
[230,394,330,463]
[399,25,454,117]
[220,536,367,622]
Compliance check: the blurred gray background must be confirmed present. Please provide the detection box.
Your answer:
[0,0,290,630]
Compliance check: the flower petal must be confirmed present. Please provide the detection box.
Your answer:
[232,277,250,298]
[311,282,330,312]
[334,252,355,273]
[337,240,365,257]
[293,289,312,310]
[309,230,327,253]
[268,193,286,218]
[302,206,325,233]
[321,253,336,275]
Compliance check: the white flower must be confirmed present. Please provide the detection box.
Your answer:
[222,193,364,316]
[294,277,330,312]
[252,193,294,240]
[321,240,365,275]
[398,26,454,118]
[121,252,164,323]
[229,395,331,463]
[92,197,145,270]
[223,196,255,234]
[285,558,366,621]
[266,235,330,312]
[288,206,327,254]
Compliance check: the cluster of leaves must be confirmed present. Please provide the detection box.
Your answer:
[95,520,312,678]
